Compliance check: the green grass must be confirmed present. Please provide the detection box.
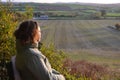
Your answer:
[106,13,120,17]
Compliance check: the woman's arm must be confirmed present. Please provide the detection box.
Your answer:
[26,54,65,80]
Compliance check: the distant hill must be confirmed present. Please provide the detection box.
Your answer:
[2,2,120,19]
[2,2,120,11]
[58,2,120,7]
[38,4,72,11]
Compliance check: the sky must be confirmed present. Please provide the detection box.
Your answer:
[1,0,120,4]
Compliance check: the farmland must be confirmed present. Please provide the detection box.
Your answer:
[11,2,120,19]
[38,20,120,69]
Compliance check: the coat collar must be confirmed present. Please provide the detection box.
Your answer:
[16,39,38,52]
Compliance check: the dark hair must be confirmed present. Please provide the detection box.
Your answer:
[14,20,39,44]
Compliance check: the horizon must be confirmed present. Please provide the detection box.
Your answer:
[1,0,120,4]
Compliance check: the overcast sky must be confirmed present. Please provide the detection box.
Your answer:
[1,0,120,4]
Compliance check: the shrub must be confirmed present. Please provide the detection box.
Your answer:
[115,23,120,30]
[40,44,66,72]
[0,1,34,59]
[63,59,110,80]
[40,45,91,80]
[0,2,18,59]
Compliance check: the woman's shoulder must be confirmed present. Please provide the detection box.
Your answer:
[28,48,45,58]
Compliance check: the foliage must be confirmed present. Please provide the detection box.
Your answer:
[13,12,27,21]
[13,6,33,21]
[100,10,106,18]
[40,44,66,72]
[92,12,102,19]
[63,59,110,80]
[0,1,33,59]
[40,44,113,80]
[0,2,17,59]
[24,6,33,19]
[40,44,91,80]
[115,23,120,30]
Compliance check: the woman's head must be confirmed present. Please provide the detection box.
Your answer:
[14,20,41,45]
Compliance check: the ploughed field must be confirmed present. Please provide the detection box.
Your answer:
[38,20,120,68]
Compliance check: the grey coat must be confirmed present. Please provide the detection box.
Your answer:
[15,40,65,80]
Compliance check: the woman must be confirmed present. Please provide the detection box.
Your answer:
[14,20,65,80]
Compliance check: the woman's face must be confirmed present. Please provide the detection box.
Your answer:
[37,26,41,42]
[34,26,41,43]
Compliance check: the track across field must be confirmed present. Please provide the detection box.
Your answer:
[38,20,120,68]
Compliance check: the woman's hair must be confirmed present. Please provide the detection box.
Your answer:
[14,20,39,44]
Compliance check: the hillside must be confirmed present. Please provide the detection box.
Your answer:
[7,2,120,11]
[5,2,120,20]
[39,20,120,69]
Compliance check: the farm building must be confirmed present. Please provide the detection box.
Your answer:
[33,12,49,20]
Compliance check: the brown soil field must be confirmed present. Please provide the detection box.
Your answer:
[38,20,120,69]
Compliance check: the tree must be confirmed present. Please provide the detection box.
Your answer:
[24,6,33,19]
[100,9,106,18]
[92,12,102,19]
